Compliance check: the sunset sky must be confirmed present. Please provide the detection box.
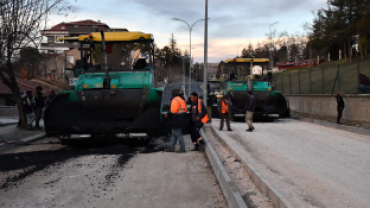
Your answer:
[48,0,327,63]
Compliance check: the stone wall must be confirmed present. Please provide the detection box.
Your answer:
[285,94,370,129]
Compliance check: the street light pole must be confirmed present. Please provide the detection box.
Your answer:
[204,0,208,107]
[173,17,206,96]
[269,21,279,70]
[237,44,243,57]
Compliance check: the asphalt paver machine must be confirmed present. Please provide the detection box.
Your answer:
[218,57,288,120]
[44,31,162,144]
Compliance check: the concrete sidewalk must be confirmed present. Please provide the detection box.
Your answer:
[0,118,18,126]
[210,118,370,208]
[0,121,44,143]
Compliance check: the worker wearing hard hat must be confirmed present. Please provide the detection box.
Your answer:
[165,89,188,153]
[189,92,208,151]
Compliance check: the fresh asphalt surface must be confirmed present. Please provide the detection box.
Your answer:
[0,136,228,208]
[212,118,370,208]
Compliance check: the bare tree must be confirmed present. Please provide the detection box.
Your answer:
[0,0,70,128]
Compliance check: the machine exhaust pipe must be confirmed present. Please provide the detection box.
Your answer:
[100,31,110,88]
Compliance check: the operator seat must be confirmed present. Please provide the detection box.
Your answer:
[133,58,148,70]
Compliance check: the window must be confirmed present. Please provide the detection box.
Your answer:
[55,36,64,43]
[47,36,54,43]
[61,26,65,29]
[74,25,78,28]
[92,25,97,28]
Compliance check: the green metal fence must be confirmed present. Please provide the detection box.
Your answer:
[274,60,370,94]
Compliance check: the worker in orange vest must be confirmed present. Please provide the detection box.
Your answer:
[189,92,209,151]
[165,89,188,153]
[219,94,232,131]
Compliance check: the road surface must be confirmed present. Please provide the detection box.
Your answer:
[0,136,228,208]
[212,118,370,208]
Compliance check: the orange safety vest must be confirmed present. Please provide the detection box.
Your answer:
[221,99,229,113]
[198,99,209,124]
[171,96,187,114]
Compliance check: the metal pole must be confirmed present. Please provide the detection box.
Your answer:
[188,29,191,95]
[203,0,208,107]
[173,18,206,96]
[281,74,284,94]
[182,56,185,94]
[322,67,325,94]
[357,61,360,89]
[338,64,340,92]
[309,68,312,94]
[289,73,292,94]
[298,71,301,94]
[250,57,254,76]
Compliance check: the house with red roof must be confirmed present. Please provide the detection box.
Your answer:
[40,19,127,54]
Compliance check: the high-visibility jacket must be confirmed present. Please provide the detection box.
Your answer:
[198,99,209,124]
[221,99,229,113]
[171,96,187,114]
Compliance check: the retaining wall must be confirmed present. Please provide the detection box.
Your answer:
[0,106,19,118]
[285,94,370,129]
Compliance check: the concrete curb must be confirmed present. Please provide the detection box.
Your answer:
[0,122,18,127]
[199,128,248,208]
[293,117,370,135]
[209,125,294,208]
[0,132,46,153]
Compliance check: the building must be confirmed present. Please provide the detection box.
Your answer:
[40,19,127,54]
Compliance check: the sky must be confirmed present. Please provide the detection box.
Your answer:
[48,0,327,63]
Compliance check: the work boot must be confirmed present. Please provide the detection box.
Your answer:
[191,146,199,151]
[175,149,186,153]
[198,139,205,146]
[228,129,232,131]
[166,146,175,152]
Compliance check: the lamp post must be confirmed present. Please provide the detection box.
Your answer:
[173,17,207,96]
[237,44,244,57]
[269,22,279,70]
[203,0,208,107]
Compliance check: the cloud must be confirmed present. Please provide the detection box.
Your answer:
[47,0,327,63]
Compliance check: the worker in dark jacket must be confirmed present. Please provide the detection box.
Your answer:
[244,90,256,132]
[336,92,345,124]
[206,84,215,123]
[219,94,232,131]
[44,90,56,107]
[190,92,208,151]
[32,86,46,129]
[165,89,188,153]
[22,91,34,127]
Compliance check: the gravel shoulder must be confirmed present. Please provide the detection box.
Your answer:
[205,127,275,208]
[0,136,228,208]
[211,118,370,208]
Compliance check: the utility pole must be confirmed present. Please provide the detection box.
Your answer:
[173,17,206,96]
[203,0,208,107]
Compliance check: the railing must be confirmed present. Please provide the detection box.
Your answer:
[273,59,370,94]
